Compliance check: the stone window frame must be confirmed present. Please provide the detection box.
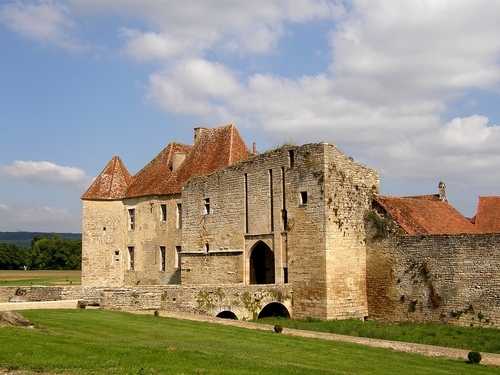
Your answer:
[203,198,211,215]
[299,191,308,205]
[159,246,166,271]
[128,208,136,230]
[160,204,167,221]
[128,246,135,270]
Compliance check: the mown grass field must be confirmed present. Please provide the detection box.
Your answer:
[258,317,500,354]
[0,309,498,375]
[0,270,81,286]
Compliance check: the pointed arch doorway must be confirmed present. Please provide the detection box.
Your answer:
[249,241,275,284]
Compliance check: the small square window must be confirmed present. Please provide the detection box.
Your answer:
[300,191,308,205]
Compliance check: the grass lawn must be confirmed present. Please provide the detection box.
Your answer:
[0,309,498,375]
[0,270,81,286]
[258,317,500,354]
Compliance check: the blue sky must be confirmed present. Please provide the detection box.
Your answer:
[1,0,500,232]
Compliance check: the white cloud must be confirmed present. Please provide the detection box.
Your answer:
[365,115,500,184]
[0,203,79,232]
[146,59,241,116]
[0,0,86,52]
[0,161,94,190]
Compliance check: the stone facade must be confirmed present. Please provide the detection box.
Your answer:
[180,143,378,320]
[81,132,379,321]
[80,124,500,326]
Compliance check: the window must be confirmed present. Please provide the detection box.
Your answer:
[203,198,210,215]
[300,191,308,205]
[128,209,135,230]
[159,246,166,271]
[176,203,182,228]
[160,204,167,221]
[288,150,295,168]
[128,247,134,270]
[175,246,182,268]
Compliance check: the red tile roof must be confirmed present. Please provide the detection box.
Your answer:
[82,124,251,200]
[124,142,193,198]
[373,195,478,235]
[81,155,132,200]
[472,196,500,233]
[158,124,251,195]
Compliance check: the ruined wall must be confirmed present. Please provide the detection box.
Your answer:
[82,200,127,287]
[367,234,500,328]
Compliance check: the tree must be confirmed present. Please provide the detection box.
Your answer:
[29,235,81,270]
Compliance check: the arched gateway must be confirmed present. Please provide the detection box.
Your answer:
[249,241,275,284]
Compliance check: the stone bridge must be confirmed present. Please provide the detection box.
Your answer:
[101,284,293,320]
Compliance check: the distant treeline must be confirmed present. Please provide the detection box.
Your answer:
[0,234,81,270]
[0,232,81,248]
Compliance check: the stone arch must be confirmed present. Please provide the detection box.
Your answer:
[258,302,290,319]
[216,310,238,320]
[249,241,275,284]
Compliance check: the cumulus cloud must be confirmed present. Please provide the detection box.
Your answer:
[365,115,500,183]
[0,0,86,52]
[0,203,79,232]
[0,161,94,190]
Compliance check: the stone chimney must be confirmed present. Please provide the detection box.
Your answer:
[252,142,257,154]
[172,152,186,172]
[194,127,206,144]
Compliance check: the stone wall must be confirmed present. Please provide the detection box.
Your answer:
[0,286,102,303]
[367,233,500,328]
[100,284,293,321]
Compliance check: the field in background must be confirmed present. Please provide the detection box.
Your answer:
[1,309,498,375]
[0,270,81,286]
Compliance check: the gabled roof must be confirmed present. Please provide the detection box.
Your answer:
[373,195,478,235]
[472,196,500,233]
[124,142,193,198]
[158,124,251,195]
[81,156,132,200]
[82,124,251,201]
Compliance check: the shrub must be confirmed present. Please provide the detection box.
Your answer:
[274,325,283,333]
[77,301,87,309]
[467,351,482,364]
[154,310,159,317]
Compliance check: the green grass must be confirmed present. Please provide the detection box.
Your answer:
[258,317,500,354]
[0,310,498,375]
[0,270,81,286]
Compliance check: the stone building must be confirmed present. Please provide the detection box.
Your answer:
[81,124,500,325]
[82,124,379,320]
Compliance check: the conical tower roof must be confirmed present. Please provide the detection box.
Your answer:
[81,155,132,200]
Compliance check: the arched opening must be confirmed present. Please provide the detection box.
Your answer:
[258,302,290,319]
[216,311,238,320]
[249,241,275,284]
